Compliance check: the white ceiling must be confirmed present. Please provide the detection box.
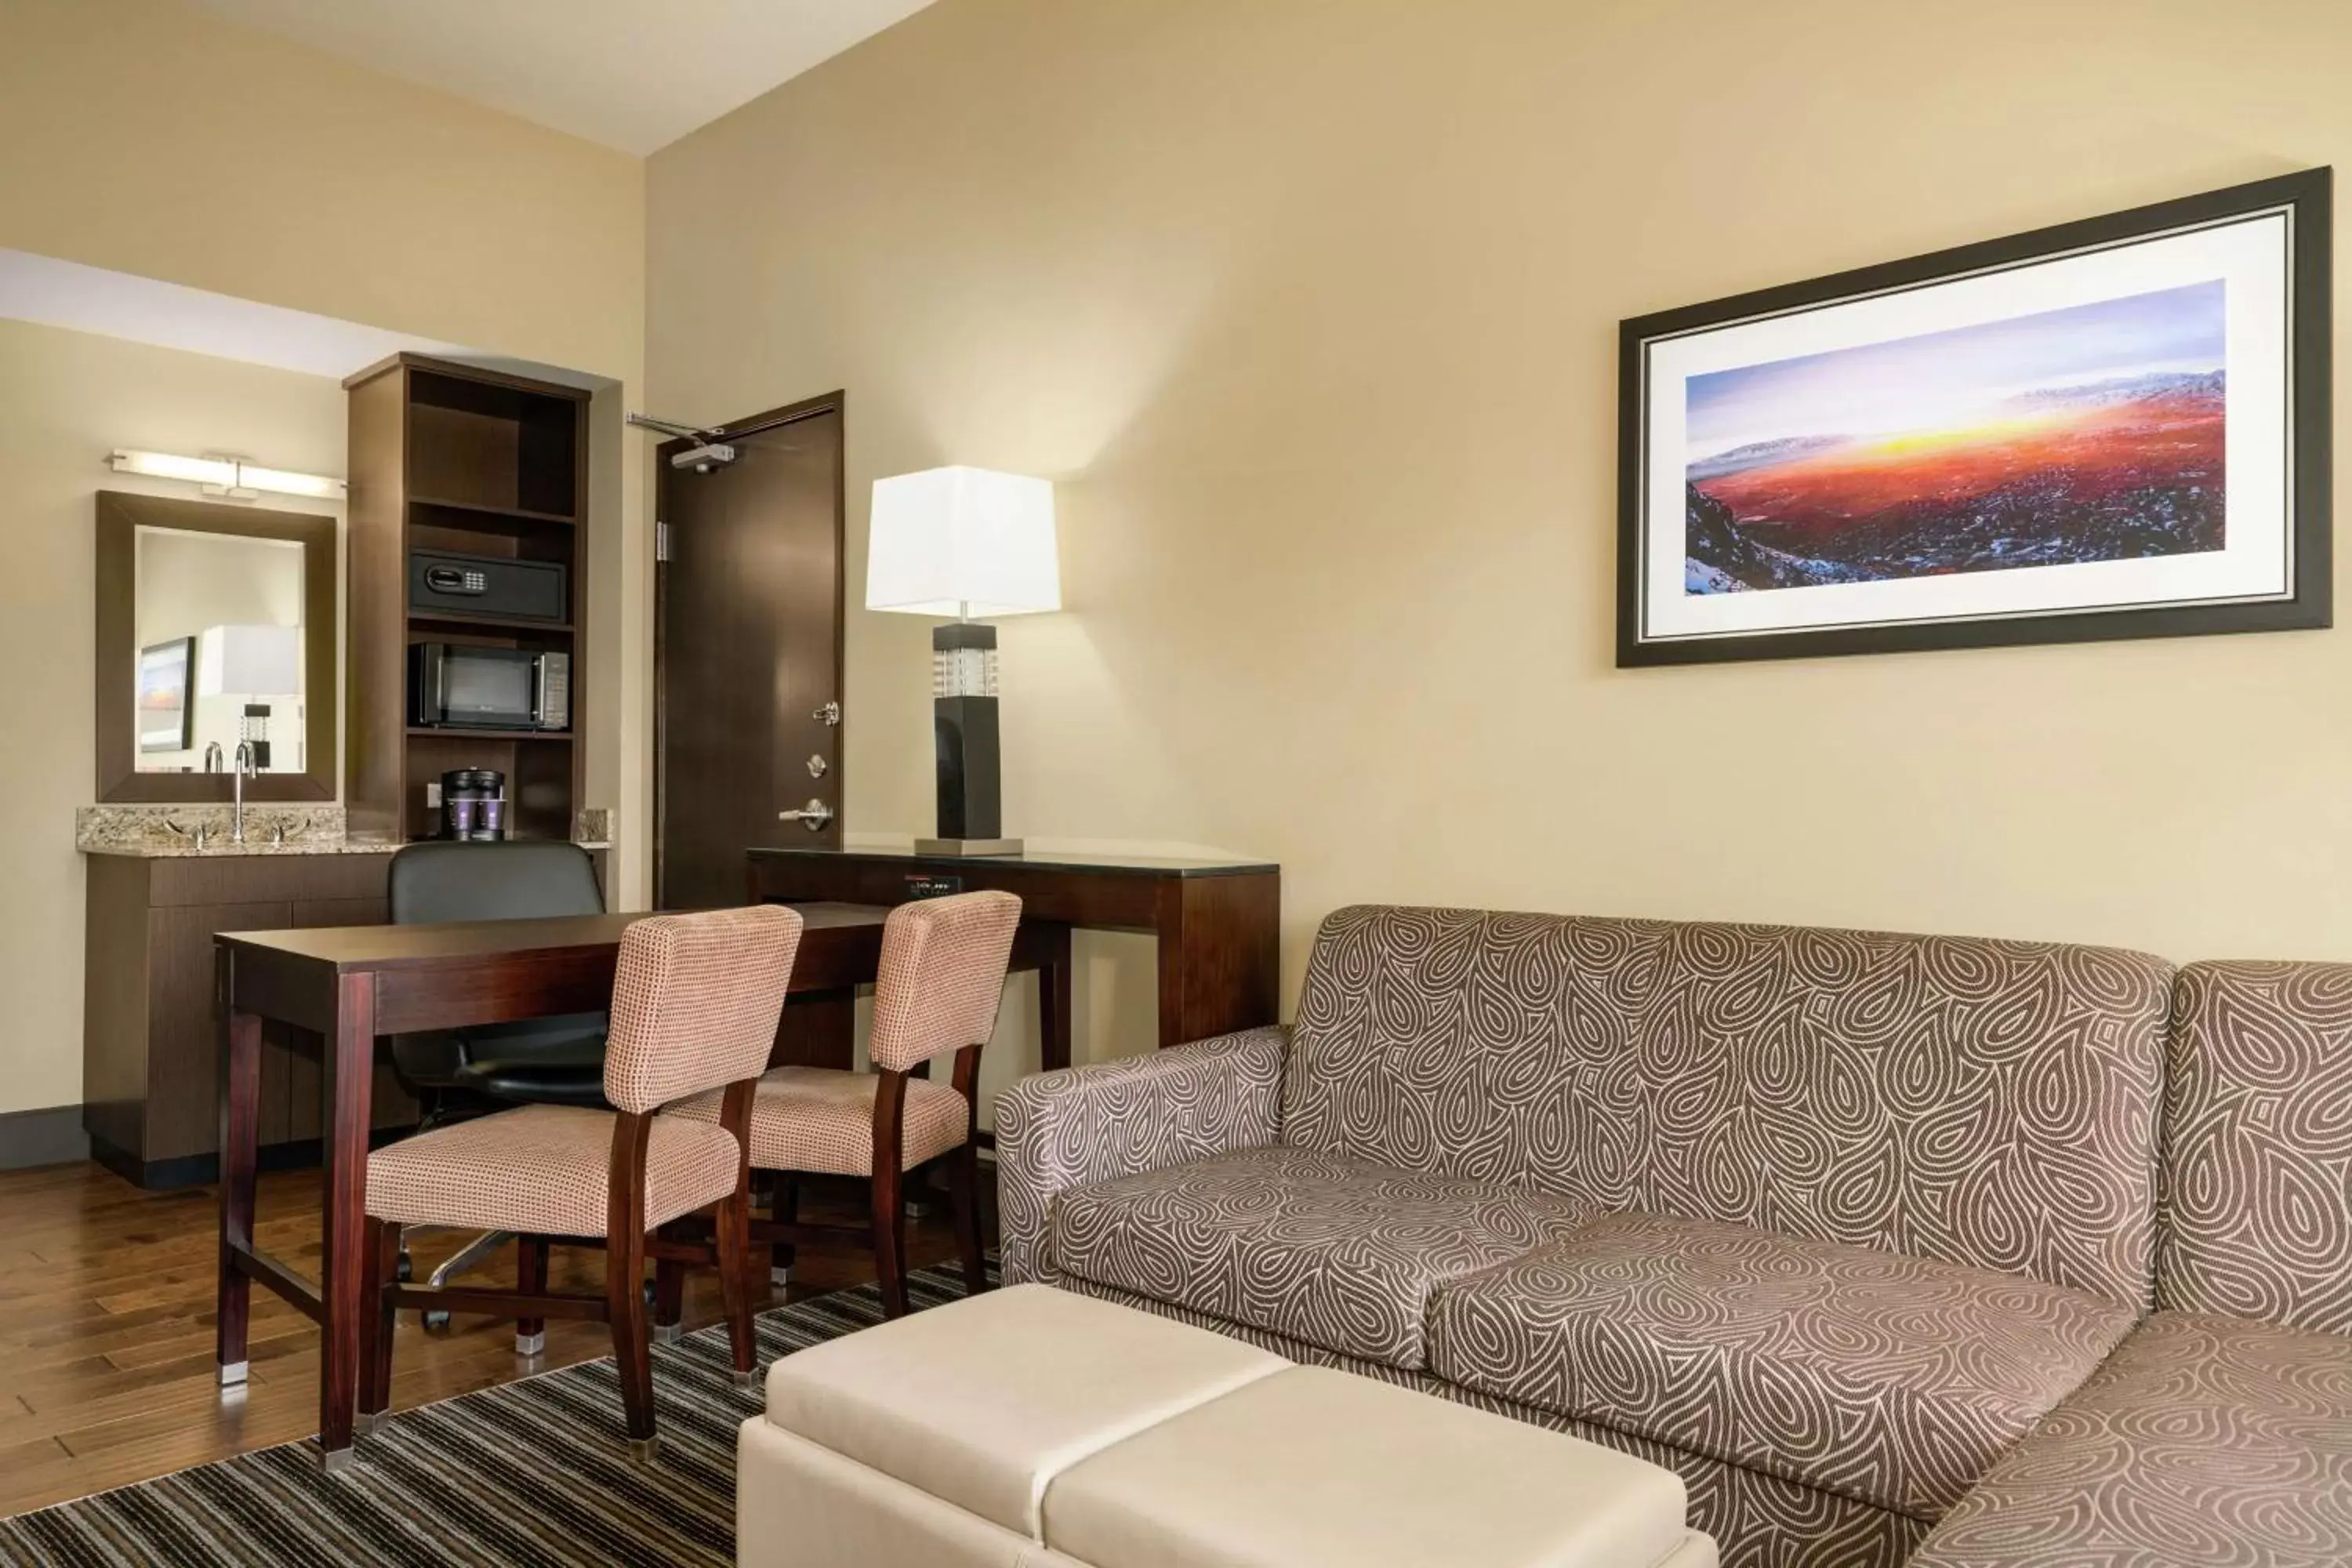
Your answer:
[180,0,938,155]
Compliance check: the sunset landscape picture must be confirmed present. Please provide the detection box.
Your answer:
[1682,280,2227,595]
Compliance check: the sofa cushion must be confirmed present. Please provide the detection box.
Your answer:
[2161,961,2352,1334]
[1050,1145,1592,1370]
[1906,1310,2352,1566]
[1284,906,2172,1305]
[1426,1213,2138,1519]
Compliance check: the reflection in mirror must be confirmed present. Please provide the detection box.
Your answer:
[132,527,307,774]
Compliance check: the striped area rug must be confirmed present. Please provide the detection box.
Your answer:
[0,1262,987,1567]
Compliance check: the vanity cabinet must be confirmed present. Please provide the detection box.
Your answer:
[82,851,418,1189]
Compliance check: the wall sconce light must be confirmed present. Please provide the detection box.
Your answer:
[107,449,347,502]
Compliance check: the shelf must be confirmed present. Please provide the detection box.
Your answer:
[407,727,574,742]
[408,495,576,528]
[408,608,575,633]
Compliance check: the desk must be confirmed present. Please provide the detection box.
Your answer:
[212,902,889,1471]
[745,845,1281,1064]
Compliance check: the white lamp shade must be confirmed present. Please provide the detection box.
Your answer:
[866,466,1059,618]
[198,623,301,696]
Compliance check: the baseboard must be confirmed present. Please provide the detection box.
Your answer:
[0,1105,93,1171]
[89,1127,419,1192]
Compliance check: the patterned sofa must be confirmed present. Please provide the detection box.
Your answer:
[1906,960,2352,1568]
[994,908,2347,1567]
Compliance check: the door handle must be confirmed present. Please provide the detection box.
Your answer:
[778,799,834,832]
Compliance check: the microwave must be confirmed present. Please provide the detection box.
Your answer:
[408,644,570,732]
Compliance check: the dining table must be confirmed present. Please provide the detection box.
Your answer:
[211,900,895,1472]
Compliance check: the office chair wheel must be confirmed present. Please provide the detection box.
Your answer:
[423,1308,453,1331]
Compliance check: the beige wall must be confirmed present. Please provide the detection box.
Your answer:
[0,319,344,1115]
[0,0,650,1119]
[649,0,2352,1101]
[0,0,653,910]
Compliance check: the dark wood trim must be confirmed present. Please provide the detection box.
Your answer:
[387,1282,612,1320]
[343,352,592,844]
[607,1109,655,1442]
[869,1068,909,1319]
[317,970,377,1457]
[96,492,339,803]
[948,1044,986,1295]
[1617,167,2333,667]
[0,1105,90,1171]
[342,351,593,404]
[713,1078,758,1375]
[515,1235,548,1347]
[748,844,1278,881]
[214,987,260,1377]
[361,1218,398,1419]
[745,852,1281,1054]
[226,1239,323,1321]
[96,1128,408,1193]
[1033,923,1073,1073]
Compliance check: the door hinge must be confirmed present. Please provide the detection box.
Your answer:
[655,521,672,562]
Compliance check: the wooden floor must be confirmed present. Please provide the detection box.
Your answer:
[0,1157,971,1519]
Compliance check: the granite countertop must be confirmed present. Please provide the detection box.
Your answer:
[77,805,611,858]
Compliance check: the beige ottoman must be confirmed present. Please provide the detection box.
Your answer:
[738,1283,1715,1568]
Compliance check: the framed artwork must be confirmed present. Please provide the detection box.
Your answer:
[1617,169,2331,666]
[137,635,196,753]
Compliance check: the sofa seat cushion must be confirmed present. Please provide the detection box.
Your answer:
[1907,1310,2352,1567]
[1427,1213,2137,1519]
[1051,1145,1593,1370]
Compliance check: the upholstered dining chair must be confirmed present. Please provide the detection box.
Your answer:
[358,903,804,1459]
[675,891,1021,1319]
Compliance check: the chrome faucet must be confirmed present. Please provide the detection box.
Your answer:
[203,740,223,774]
[231,741,256,844]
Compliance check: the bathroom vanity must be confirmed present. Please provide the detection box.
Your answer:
[81,815,408,1187]
[78,808,608,1188]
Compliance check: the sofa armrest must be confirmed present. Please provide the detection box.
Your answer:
[993,1025,1288,1286]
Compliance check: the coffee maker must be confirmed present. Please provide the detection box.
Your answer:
[437,768,507,841]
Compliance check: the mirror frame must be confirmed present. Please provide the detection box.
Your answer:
[96,490,338,803]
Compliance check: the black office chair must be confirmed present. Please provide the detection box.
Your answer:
[387,840,611,1340]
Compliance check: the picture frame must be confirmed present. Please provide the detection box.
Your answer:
[1617,169,2332,667]
[136,635,197,754]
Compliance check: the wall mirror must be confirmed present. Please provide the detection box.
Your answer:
[96,490,338,802]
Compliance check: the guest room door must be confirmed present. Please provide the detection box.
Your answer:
[654,392,846,909]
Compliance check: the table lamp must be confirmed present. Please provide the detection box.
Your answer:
[866,466,1060,856]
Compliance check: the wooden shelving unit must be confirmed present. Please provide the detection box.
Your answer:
[344,354,590,844]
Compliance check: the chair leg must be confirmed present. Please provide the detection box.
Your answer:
[715,1186,757,1385]
[871,1071,910,1319]
[768,1172,799,1287]
[515,1236,547,1356]
[653,1247,685,1345]
[359,1218,400,1432]
[608,1226,656,1453]
[948,1139,988,1298]
[870,1160,909,1319]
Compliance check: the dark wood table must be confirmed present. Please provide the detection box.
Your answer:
[212,902,891,1472]
[745,844,1282,1065]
